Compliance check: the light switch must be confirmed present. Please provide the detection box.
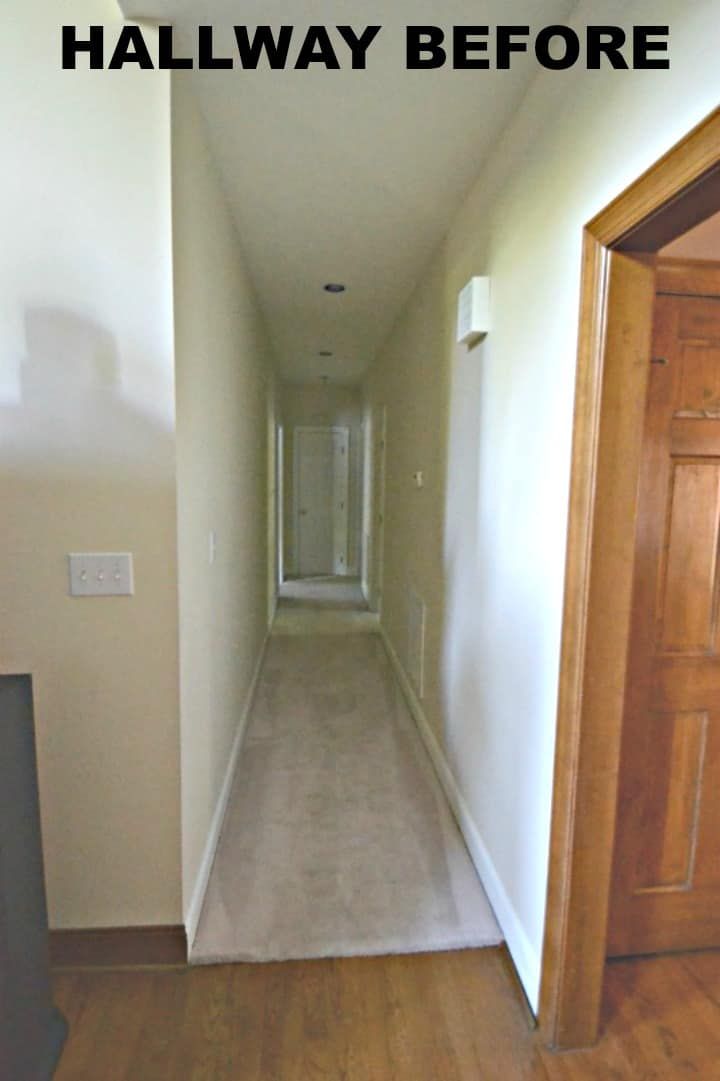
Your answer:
[413,471,424,489]
[68,553,134,597]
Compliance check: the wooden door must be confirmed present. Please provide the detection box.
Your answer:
[608,272,720,956]
[294,427,349,577]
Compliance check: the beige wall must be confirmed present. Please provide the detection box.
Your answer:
[365,0,720,1010]
[172,73,274,925]
[280,383,363,577]
[0,0,181,926]
[364,258,449,723]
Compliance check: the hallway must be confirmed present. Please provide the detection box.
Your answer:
[191,623,500,964]
[6,6,720,1076]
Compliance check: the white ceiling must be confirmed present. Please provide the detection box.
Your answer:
[118,1,574,383]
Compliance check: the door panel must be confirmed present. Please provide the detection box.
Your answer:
[331,429,349,575]
[659,462,720,652]
[295,427,349,577]
[608,288,720,957]
[297,428,334,576]
[633,709,706,890]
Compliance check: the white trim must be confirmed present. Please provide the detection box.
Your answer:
[379,625,541,1013]
[369,405,387,614]
[184,632,270,949]
[276,424,284,586]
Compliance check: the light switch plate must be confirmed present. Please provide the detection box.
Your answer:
[68,553,134,597]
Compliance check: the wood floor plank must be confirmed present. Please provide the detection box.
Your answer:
[52,948,720,1081]
[132,971,191,1081]
[426,949,548,1081]
[53,971,154,1080]
[539,953,720,1080]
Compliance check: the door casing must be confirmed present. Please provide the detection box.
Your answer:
[539,108,720,1051]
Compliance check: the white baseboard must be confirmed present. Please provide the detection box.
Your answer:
[379,625,541,1013]
[184,632,270,949]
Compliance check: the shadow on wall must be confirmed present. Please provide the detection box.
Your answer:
[0,307,174,482]
[0,305,179,927]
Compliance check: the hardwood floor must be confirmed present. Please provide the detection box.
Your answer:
[52,947,720,1080]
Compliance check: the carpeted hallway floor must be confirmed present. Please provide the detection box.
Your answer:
[273,576,379,635]
[191,632,501,964]
[278,575,368,610]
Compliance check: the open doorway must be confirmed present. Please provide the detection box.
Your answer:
[540,109,720,1050]
[275,379,369,618]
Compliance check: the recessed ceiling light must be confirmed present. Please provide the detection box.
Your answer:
[324,283,346,293]
[318,350,333,357]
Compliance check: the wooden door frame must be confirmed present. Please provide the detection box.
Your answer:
[292,425,350,576]
[539,108,720,1051]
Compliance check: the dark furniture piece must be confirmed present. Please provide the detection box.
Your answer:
[0,675,67,1079]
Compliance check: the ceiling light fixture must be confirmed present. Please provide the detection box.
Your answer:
[323,283,346,293]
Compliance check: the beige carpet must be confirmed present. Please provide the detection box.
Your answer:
[278,576,368,610]
[272,607,380,636]
[191,633,501,964]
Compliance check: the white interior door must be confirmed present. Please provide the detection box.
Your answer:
[295,427,349,576]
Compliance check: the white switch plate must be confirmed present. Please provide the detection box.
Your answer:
[68,553,134,597]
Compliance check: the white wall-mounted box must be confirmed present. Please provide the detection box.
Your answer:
[457,276,490,345]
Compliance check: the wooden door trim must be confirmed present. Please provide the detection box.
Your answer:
[539,107,720,1051]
